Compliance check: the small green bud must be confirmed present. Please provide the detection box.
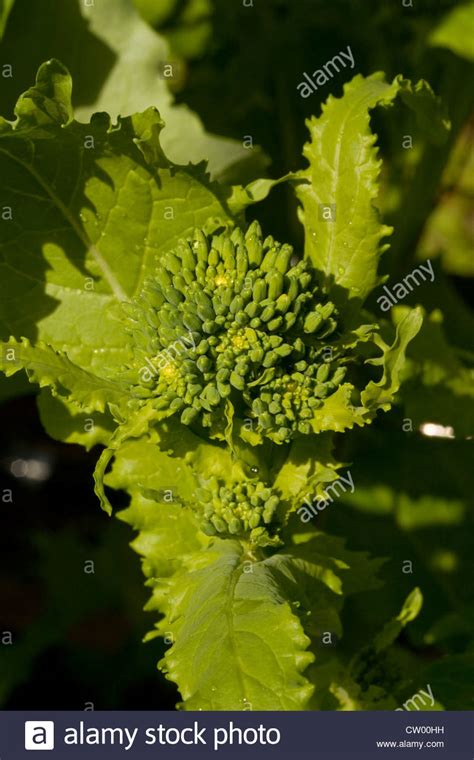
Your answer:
[208,248,220,267]
[222,237,235,267]
[267,316,283,331]
[203,385,221,406]
[230,227,245,246]
[230,371,245,390]
[229,517,242,534]
[170,397,184,412]
[197,356,212,373]
[230,295,245,314]
[178,241,196,271]
[181,407,199,425]
[246,235,263,267]
[260,305,275,323]
[332,366,347,384]
[211,515,227,533]
[275,294,290,314]
[201,521,217,536]
[236,247,248,276]
[262,350,278,367]
[249,513,261,529]
[193,228,209,261]
[245,220,263,241]
[260,246,279,272]
[266,271,284,300]
[303,311,322,333]
[245,301,259,319]
[163,252,181,275]
[252,279,267,302]
[317,363,330,382]
[274,244,294,274]
[202,319,218,334]
[182,312,202,332]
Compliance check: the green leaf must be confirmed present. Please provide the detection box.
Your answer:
[227,173,295,216]
[336,590,424,710]
[0,336,129,412]
[423,197,474,278]
[361,306,423,412]
[0,0,265,180]
[76,0,265,179]
[289,532,384,598]
[373,588,423,652]
[134,0,213,60]
[0,0,14,40]
[294,74,449,308]
[105,433,199,507]
[273,434,340,512]
[133,0,177,28]
[429,2,474,62]
[94,404,175,514]
[119,497,202,581]
[153,540,316,710]
[37,390,115,449]
[0,59,235,378]
[108,434,204,579]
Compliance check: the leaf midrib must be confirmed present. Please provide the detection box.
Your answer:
[222,558,249,708]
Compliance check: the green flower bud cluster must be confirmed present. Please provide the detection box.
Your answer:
[123,222,347,441]
[198,479,280,539]
[251,363,347,442]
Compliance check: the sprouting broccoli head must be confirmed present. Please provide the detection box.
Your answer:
[123,222,349,443]
[197,477,281,540]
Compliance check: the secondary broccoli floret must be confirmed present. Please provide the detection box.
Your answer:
[123,222,347,441]
[197,478,281,540]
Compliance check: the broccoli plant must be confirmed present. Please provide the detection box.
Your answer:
[0,61,451,709]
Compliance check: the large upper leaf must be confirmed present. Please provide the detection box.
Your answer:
[0,59,235,377]
[294,74,449,310]
[76,0,266,180]
[0,0,264,181]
